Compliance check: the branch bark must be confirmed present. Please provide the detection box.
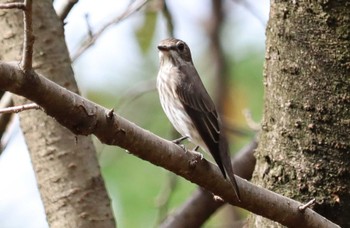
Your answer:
[0,61,339,228]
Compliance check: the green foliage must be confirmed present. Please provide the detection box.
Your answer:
[136,12,158,54]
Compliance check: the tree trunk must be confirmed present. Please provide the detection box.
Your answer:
[250,0,350,227]
[0,1,115,227]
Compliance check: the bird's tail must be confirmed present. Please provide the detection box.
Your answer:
[220,135,241,202]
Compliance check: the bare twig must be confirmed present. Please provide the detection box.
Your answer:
[0,103,41,114]
[155,172,178,225]
[71,0,148,61]
[243,109,260,131]
[84,13,93,38]
[299,199,316,212]
[0,92,13,110]
[223,117,251,137]
[21,0,34,73]
[0,92,14,152]
[208,0,226,115]
[117,78,156,111]
[0,2,25,9]
[161,0,174,37]
[56,0,79,21]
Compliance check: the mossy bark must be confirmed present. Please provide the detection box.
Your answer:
[250,0,350,227]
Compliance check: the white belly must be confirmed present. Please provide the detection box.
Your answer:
[157,66,207,151]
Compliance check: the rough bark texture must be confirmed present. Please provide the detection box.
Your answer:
[0,1,115,227]
[251,0,350,227]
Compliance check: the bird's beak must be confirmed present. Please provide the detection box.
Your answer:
[157,45,169,51]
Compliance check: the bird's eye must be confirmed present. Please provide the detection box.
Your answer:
[177,42,185,51]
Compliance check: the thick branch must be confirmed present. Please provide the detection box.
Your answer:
[0,61,340,228]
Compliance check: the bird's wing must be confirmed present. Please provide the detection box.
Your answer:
[175,65,241,201]
[175,65,225,177]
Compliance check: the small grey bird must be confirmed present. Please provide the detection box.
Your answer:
[156,38,240,201]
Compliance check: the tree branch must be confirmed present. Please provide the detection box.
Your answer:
[0,2,25,10]
[0,92,13,153]
[21,0,34,73]
[0,61,340,228]
[0,102,40,114]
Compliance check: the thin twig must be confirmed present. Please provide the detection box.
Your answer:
[71,0,148,61]
[243,109,260,131]
[0,103,41,114]
[0,92,14,147]
[161,0,174,37]
[0,92,13,110]
[0,2,25,9]
[56,0,79,21]
[298,198,316,212]
[117,78,156,111]
[223,117,251,137]
[21,0,34,73]
[84,13,93,38]
[208,0,226,115]
[155,172,178,226]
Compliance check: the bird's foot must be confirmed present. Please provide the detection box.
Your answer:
[212,194,224,202]
[190,149,204,160]
[172,136,189,152]
[178,144,188,152]
[188,150,203,168]
[172,136,189,144]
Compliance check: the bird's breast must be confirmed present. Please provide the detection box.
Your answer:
[157,66,206,151]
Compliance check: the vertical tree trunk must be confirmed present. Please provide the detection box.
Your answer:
[0,1,115,227]
[250,0,350,227]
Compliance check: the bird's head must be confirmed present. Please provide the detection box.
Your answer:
[157,38,193,66]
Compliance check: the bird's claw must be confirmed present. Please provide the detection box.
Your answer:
[191,149,204,160]
[172,136,189,145]
[172,136,189,152]
[212,194,224,202]
[179,144,187,152]
[189,150,203,168]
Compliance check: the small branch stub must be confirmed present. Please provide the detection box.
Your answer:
[21,0,34,73]
[0,2,25,10]
[106,108,114,119]
[0,103,41,114]
[298,198,316,212]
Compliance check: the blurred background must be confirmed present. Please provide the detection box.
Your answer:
[0,0,268,227]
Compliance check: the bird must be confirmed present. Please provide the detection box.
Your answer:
[156,38,240,201]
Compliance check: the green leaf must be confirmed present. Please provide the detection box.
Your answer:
[136,12,158,54]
